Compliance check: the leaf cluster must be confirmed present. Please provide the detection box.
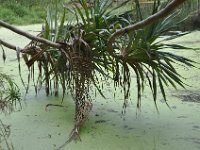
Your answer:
[20,0,196,111]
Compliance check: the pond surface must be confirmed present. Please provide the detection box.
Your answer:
[0,25,200,150]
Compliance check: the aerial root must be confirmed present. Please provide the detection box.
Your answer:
[56,126,81,150]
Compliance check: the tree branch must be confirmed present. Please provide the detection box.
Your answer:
[0,38,41,54]
[0,21,69,49]
[107,0,186,56]
[0,0,186,59]
[0,39,18,51]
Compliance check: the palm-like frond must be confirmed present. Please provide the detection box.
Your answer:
[112,0,196,110]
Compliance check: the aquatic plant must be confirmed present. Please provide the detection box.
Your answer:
[0,0,194,148]
[0,72,21,150]
[0,73,21,114]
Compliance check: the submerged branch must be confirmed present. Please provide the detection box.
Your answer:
[107,0,186,56]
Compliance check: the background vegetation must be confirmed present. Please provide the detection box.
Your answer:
[0,0,62,25]
[0,0,199,29]
[0,0,43,24]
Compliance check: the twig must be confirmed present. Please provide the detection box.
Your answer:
[0,39,19,51]
[45,104,65,111]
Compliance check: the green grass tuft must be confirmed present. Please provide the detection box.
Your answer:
[0,1,46,25]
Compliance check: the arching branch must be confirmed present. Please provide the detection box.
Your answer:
[107,0,186,57]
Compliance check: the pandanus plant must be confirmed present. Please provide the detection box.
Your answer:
[0,0,194,148]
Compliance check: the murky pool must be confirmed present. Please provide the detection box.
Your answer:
[0,25,200,150]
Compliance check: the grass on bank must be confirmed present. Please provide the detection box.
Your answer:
[0,0,199,29]
[0,1,46,25]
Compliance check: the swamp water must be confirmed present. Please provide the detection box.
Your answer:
[0,25,200,150]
